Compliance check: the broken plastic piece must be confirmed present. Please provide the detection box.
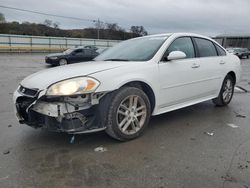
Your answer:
[94,146,107,153]
[204,132,214,136]
[236,114,246,118]
[70,135,75,144]
[0,175,9,181]
[3,150,10,155]
[235,86,248,93]
[234,111,246,118]
[227,123,239,128]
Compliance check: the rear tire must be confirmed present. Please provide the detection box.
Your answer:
[105,87,151,141]
[212,75,235,106]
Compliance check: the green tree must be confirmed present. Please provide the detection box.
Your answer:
[43,19,52,27]
[53,22,60,29]
[130,26,148,36]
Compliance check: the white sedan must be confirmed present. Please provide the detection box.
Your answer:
[13,33,241,141]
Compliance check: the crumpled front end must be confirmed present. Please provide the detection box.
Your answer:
[13,85,108,134]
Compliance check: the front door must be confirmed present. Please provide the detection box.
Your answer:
[158,37,216,112]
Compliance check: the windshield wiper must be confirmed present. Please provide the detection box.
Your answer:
[104,58,129,61]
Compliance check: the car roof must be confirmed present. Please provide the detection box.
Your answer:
[149,32,210,38]
[71,47,95,50]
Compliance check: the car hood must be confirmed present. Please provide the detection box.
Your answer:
[46,53,65,57]
[21,61,131,90]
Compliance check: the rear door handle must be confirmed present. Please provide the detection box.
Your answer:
[191,64,200,68]
[220,61,226,65]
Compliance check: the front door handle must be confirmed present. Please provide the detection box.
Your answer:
[191,64,200,68]
[220,61,226,65]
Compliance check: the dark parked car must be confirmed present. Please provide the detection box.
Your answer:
[226,47,249,59]
[45,47,99,66]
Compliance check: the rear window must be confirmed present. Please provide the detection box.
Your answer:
[194,38,217,57]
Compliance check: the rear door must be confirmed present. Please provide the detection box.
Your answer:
[214,43,228,75]
[81,49,95,61]
[192,37,224,95]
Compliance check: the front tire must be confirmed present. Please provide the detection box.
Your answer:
[59,59,68,66]
[105,87,151,141]
[212,75,235,106]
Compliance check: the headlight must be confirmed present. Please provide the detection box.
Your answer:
[49,56,58,60]
[46,77,100,96]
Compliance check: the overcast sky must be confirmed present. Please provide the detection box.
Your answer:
[1,0,250,36]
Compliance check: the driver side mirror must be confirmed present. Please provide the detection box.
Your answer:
[167,51,186,61]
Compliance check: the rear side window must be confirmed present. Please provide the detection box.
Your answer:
[166,37,195,58]
[84,49,92,56]
[194,38,217,57]
[215,44,226,56]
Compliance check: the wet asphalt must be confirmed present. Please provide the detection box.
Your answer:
[0,54,250,188]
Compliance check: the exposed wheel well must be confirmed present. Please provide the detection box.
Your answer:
[121,81,156,113]
[227,71,236,85]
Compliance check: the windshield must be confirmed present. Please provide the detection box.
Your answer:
[94,35,169,61]
[63,49,74,54]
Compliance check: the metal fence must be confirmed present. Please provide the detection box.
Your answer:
[0,34,121,52]
[214,35,250,49]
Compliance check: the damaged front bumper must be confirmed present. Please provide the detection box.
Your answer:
[13,85,108,134]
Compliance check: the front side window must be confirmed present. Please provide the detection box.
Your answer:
[215,44,226,56]
[74,49,83,55]
[166,37,195,59]
[194,38,217,57]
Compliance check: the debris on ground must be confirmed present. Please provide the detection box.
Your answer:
[204,132,214,136]
[236,114,246,118]
[69,135,75,144]
[160,145,165,149]
[238,163,248,170]
[244,185,250,188]
[3,149,10,155]
[238,164,248,170]
[8,124,12,127]
[94,146,107,153]
[234,111,246,118]
[221,173,237,182]
[190,137,196,141]
[235,86,248,93]
[0,175,9,181]
[227,123,239,128]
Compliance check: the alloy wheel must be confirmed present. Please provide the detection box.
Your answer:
[222,79,233,103]
[116,95,147,135]
[59,59,67,66]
